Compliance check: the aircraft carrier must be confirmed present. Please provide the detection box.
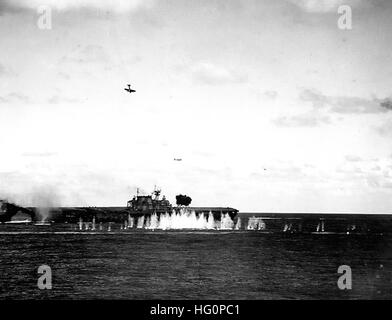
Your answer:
[0,188,239,224]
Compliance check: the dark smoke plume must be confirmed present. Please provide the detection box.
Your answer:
[176,194,192,206]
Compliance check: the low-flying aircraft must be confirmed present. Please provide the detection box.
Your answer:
[124,84,136,93]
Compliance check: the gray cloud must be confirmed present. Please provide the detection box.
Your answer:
[193,150,214,158]
[0,63,14,77]
[286,0,367,13]
[57,72,70,80]
[273,113,330,128]
[335,164,392,190]
[0,2,26,15]
[264,90,278,100]
[0,63,6,75]
[366,173,392,189]
[0,92,31,104]
[249,164,323,185]
[47,95,81,104]
[345,155,362,162]
[300,89,329,108]
[380,98,392,111]
[60,45,109,65]
[21,152,58,157]
[376,119,392,137]
[190,62,248,85]
[300,88,392,114]
[0,0,153,14]
[383,182,392,188]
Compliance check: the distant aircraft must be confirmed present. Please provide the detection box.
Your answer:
[124,84,136,94]
[174,158,182,161]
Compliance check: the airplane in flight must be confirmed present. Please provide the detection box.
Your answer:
[124,84,136,94]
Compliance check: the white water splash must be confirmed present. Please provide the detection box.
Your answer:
[128,209,237,230]
[220,213,235,230]
[235,217,241,230]
[125,210,275,231]
[247,217,266,230]
[148,209,212,230]
[136,215,145,229]
[128,215,134,228]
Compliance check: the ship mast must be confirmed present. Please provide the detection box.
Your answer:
[153,185,161,200]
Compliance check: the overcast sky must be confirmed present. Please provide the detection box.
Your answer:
[0,0,392,212]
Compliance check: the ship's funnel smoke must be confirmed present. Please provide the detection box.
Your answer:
[29,186,61,222]
[1,185,62,222]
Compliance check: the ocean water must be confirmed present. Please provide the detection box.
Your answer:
[1,213,392,300]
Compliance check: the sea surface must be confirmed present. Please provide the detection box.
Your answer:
[1,213,392,300]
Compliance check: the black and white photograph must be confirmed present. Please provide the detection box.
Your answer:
[1,0,392,309]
